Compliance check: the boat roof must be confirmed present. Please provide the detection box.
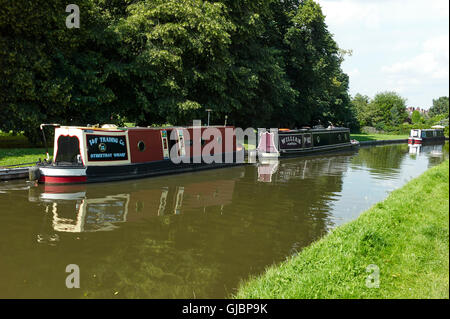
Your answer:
[279,127,349,133]
[57,125,236,132]
[57,125,350,133]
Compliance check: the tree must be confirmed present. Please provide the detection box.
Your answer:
[0,0,120,142]
[429,96,449,117]
[104,0,235,126]
[369,92,408,128]
[0,0,353,143]
[282,0,351,127]
[411,110,422,124]
[351,94,371,127]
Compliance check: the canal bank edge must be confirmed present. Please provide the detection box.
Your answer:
[358,139,407,146]
[234,160,449,299]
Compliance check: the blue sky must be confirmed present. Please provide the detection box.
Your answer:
[317,0,449,109]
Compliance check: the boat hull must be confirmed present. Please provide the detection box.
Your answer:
[279,142,359,158]
[38,150,245,184]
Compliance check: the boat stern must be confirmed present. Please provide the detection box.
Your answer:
[38,166,87,184]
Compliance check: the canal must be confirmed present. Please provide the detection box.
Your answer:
[0,142,448,298]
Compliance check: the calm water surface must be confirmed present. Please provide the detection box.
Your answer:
[0,142,448,298]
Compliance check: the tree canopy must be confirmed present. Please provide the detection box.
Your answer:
[429,96,449,117]
[0,0,353,142]
[351,91,408,130]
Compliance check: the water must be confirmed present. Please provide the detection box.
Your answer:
[0,142,448,298]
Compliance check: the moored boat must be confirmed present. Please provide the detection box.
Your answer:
[408,128,445,145]
[32,124,245,184]
[257,126,359,158]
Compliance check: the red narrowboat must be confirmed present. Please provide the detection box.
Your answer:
[32,124,244,184]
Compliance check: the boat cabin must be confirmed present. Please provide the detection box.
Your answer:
[52,125,239,167]
[38,124,242,184]
[257,127,357,158]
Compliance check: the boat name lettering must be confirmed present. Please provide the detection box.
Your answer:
[86,134,128,161]
[281,136,302,145]
[88,136,125,146]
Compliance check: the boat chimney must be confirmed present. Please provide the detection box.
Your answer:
[205,109,212,126]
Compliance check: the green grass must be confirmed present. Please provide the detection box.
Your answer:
[235,160,449,299]
[350,133,409,142]
[0,148,51,167]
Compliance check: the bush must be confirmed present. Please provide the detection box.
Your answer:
[361,126,384,134]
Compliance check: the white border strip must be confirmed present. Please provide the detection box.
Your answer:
[40,167,87,176]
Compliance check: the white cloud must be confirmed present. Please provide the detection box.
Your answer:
[347,68,360,78]
[382,35,449,80]
[318,0,381,29]
[318,0,449,108]
[319,0,449,29]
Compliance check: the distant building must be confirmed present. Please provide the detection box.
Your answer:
[407,107,429,117]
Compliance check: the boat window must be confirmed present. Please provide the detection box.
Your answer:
[55,136,81,164]
[304,134,312,148]
[137,141,146,152]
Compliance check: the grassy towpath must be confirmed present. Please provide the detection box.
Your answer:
[350,133,408,142]
[0,148,51,167]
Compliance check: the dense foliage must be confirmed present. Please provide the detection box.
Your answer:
[429,96,449,117]
[352,92,449,136]
[0,0,354,142]
[351,91,409,131]
[411,110,423,124]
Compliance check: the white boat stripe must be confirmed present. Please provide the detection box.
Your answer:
[39,167,87,176]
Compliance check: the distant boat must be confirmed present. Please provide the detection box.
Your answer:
[408,128,445,145]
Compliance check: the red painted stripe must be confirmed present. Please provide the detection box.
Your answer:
[44,184,86,193]
[39,176,87,184]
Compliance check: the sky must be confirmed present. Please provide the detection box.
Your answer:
[317,0,449,109]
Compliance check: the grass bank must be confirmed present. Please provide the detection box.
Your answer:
[0,148,51,167]
[350,133,409,142]
[235,160,449,299]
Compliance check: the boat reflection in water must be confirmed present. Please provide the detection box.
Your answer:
[408,142,445,156]
[257,159,280,183]
[29,169,243,235]
[257,150,357,183]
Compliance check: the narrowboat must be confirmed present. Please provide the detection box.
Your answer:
[32,124,244,184]
[408,128,445,145]
[257,126,359,158]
